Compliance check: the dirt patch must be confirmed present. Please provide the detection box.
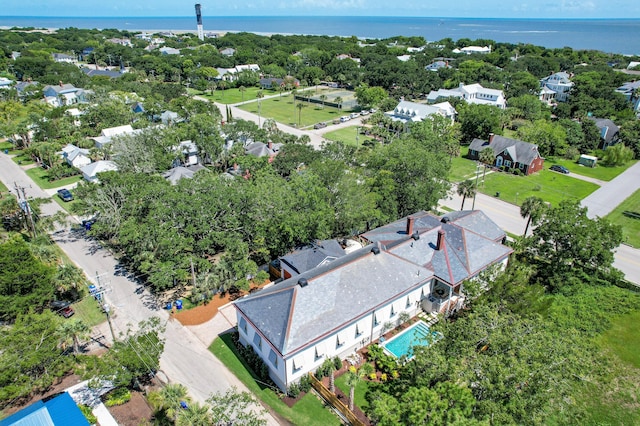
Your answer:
[107,390,154,426]
[171,281,270,326]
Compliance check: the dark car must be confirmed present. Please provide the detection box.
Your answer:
[313,122,327,129]
[51,300,70,310]
[57,188,74,202]
[550,165,570,174]
[60,306,75,318]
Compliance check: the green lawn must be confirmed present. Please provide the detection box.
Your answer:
[546,157,636,182]
[25,166,82,190]
[209,334,341,426]
[335,373,371,413]
[238,95,345,129]
[449,147,480,183]
[322,126,367,147]
[606,189,640,248]
[192,87,275,104]
[72,297,106,327]
[477,169,599,207]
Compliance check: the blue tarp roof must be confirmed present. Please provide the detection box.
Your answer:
[0,392,89,426]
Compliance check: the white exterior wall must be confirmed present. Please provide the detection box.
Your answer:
[237,281,432,391]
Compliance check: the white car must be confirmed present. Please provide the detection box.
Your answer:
[350,112,360,119]
[340,116,351,122]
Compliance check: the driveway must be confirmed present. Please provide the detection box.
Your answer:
[0,152,279,426]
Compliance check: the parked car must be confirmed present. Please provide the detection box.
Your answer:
[370,108,378,113]
[51,300,70,310]
[550,165,570,174]
[340,116,351,122]
[60,306,75,318]
[360,109,370,115]
[350,112,360,119]
[332,118,341,125]
[57,188,73,202]
[314,122,327,129]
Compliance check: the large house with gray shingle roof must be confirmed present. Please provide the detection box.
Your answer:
[468,134,544,175]
[234,210,511,391]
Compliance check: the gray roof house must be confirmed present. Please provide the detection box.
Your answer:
[234,210,512,391]
[588,117,620,150]
[60,144,91,168]
[279,240,346,279]
[43,83,90,108]
[162,164,206,185]
[539,72,574,102]
[81,160,118,183]
[245,141,282,158]
[615,80,640,114]
[468,134,545,176]
[427,83,506,109]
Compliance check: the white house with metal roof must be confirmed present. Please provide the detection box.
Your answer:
[427,83,506,109]
[234,211,512,391]
[385,100,457,123]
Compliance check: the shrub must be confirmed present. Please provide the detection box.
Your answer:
[299,375,312,393]
[104,387,131,407]
[392,370,399,379]
[79,404,97,424]
[288,382,301,398]
[333,356,342,371]
[369,373,377,380]
[533,184,542,191]
[380,373,387,381]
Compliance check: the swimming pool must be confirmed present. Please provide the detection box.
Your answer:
[382,321,438,359]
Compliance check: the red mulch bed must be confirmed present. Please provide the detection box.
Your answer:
[172,281,270,326]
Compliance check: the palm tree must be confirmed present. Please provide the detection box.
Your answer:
[176,402,211,426]
[55,264,85,293]
[520,196,546,236]
[335,96,343,110]
[239,85,246,103]
[218,81,226,99]
[58,319,90,354]
[345,365,365,411]
[256,90,264,126]
[479,147,496,187]
[457,179,476,210]
[444,139,460,165]
[319,94,327,109]
[296,102,306,127]
[148,383,190,423]
[208,81,217,96]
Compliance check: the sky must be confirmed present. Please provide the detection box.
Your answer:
[3,0,640,19]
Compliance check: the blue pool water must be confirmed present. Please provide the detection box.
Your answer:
[382,321,437,359]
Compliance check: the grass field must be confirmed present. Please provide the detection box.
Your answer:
[209,334,341,426]
[25,166,82,190]
[322,126,368,146]
[239,94,346,128]
[449,147,479,183]
[606,189,640,248]
[72,297,106,327]
[546,157,636,181]
[477,169,599,207]
[191,86,270,104]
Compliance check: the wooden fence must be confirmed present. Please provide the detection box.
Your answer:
[308,373,365,426]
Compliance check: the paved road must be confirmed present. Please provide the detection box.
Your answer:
[0,152,280,426]
[581,160,640,219]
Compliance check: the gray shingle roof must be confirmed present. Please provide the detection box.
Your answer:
[469,135,541,166]
[280,240,346,275]
[236,211,512,358]
[235,244,433,356]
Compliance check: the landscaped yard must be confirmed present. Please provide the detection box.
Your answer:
[323,126,366,147]
[238,95,346,128]
[335,372,371,413]
[72,297,106,327]
[209,334,341,426]
[546,157,636,181]
[477,168,599,207]
[606,189,640,248]
[25,166,82,190]
[449,147,479,183]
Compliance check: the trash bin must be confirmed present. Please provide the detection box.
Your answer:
[3,149,8,154]
[495,192,500,198]
[175,299,183,310]
[165,302,173,310]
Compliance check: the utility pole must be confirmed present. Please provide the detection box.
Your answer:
[94,271,116,343]
[190,257,197,287]
[14,182,37,238]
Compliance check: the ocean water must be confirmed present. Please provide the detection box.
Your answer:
[2,16,640,55]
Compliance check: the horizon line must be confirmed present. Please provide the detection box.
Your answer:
[3,15,640,20]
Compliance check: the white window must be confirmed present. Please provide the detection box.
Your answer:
[253,333,262,350]
[406,296,412,308]
[390,305,396,318]
[293,355,304,371]
[315,342,326,359]
[336,332,346,347]
[239,317,247,334]
[504,160,512,168]
[268,349,278,367]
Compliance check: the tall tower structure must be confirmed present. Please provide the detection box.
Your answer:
[195,4,204,41]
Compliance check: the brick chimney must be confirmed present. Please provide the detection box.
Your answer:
[268,140,273,150]
[406,216,415,235]
[436,229,445,251]
[489,133,495,143]
[59,80,63,87]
